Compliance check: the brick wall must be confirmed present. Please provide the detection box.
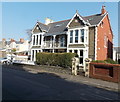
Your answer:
[97,15,113,60]
[89,62,120,83]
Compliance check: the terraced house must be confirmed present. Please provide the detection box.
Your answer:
[31,6,113,67]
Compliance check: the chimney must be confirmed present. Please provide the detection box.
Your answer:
[101,5,106,15]
[10,39,15,42]
[20,38,24,43]
[45,18,53,25]
[2,38,6,41]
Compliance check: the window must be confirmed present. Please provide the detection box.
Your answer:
[69,50,72,53]
[75,30,78,43]
[104,35,108,48]
[81,29,84,42]
[60,36,65,47]
[80,50,83,64]
[36,35,38,45]
[39,35,41,45]
[32,50,34,61]
[70,30,73,43]
[74,50,78,54]
[33,35,35,45]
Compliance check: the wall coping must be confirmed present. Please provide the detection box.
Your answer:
[90,62,120,67]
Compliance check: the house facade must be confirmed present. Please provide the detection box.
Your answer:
[30,6,113,68]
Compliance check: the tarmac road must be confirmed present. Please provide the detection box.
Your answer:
[2,65,119,100]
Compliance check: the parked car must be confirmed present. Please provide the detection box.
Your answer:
[0,58,12,65]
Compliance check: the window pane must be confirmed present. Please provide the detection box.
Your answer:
[80,50,83,56]
[81,29,84,42]
[39,35,41,45]
[75,37,78,43]
[33,36,35,45]
[74,50,78,54]
[70,30,73,36]
[70,37,73,43]
[69,50,72,53]
[75,30,78,43]
[80,58,83,64]
[70,30,73,43]
[75,30,78,36]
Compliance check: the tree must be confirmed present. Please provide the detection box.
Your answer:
[26,29,32,42]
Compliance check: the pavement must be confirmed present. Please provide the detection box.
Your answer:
[7,64,119,92]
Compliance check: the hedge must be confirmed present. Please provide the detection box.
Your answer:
[36,52,76,68]
[92,58,118,64]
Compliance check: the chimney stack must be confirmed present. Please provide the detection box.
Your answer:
[45,18,53,25]
[10,39,15,42]
[101,5,106,15]
[2,38,6,41]
[20,38,24,43]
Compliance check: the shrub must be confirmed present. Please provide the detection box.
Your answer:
[92,60,106,63]
[92,58,118,64]
[104,58,118,64]
[36,52,76,68]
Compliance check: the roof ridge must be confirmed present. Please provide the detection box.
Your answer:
[37,21,47,26]
[83,13,101,18]
[49,19,71,24]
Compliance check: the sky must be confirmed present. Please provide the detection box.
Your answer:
[2,2,118,46]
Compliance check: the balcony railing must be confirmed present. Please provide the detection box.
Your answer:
[43,41,66,48]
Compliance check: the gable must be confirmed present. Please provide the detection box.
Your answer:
[69,15,85,28]
[33,25,42,34]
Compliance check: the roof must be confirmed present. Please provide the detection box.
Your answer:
[36,12,106,36]
[37,22,49,31]
[84,13,106,25]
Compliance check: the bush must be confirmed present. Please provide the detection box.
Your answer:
[92,58,118,64]
[36,52,76,68]
[104,58,118,64]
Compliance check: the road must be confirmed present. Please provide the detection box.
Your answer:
[2,65,119,100]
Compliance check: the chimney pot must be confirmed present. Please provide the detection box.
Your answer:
[101,5,106,14]
[10,39,15,42]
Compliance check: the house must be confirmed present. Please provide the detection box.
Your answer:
[5,38,30,54]
[0,38,7,58]
[0,38,30,57]
[30,6,113,70]
[113,47,120,64]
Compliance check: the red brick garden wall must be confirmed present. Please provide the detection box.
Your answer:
[89,62,120,83]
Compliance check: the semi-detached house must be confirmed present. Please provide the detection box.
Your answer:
[31,6,113,69]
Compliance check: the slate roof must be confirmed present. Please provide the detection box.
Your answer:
[84,14,106,25]
[36,13,106,36]
[37,22,49,32]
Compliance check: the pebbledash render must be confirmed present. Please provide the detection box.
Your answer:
[30,6,113,69]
